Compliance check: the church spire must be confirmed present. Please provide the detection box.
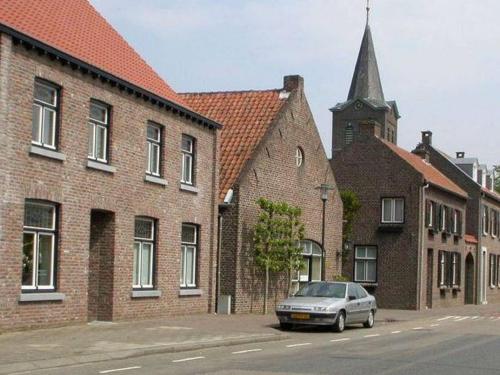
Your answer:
[347,2,385,104]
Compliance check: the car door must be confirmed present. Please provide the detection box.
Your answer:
[345,283,361,323]
[354,284,371,322]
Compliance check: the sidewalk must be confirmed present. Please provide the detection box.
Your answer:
[1,304,499,374]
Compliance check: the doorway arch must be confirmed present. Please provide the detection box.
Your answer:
[465,253,474,304]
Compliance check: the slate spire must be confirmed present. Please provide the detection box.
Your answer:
[347,10,385,103]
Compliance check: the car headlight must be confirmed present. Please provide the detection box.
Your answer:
[313,306,337,312]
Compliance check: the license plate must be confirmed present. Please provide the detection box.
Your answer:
[291,313,310,320]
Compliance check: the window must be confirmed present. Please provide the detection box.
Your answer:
[88,101,110,163]
[133,218,155,289]
[295,147,304,167]
[497,256,500,287]
[438,251,446,287]
[354,246,377,283]
[492,210,498,238]
[425,200,434,228]
[440,205,448,232]
[180,224,198,288]
[146,123,162,176]
[381,198,404,223]
[483,205,490,235]
[451,253,458,286]
[438,251,461,288]
[344,123,353,145]
[453,210,459,234]
[32,80,59,149]
[22,201,57,290]
[490,254,496,287]
[181,135,195,185]
[293,241,322,285]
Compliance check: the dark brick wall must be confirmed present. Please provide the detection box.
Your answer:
[331,137,422,309]
[221,80,343,314]
[0,34,219,330]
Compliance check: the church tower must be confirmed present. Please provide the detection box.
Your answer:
[331,3,400,157]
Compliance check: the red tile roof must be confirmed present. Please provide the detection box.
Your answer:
[381,140,467,198]
[482,187,500,203]
[180,90,287,201]
[464,234,478,244]
[0,0,188,107]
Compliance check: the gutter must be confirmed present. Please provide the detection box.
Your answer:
[0,23,222,130]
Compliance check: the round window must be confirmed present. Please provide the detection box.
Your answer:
[295,147,304,167]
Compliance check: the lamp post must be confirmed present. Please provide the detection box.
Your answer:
[316,184,335,281]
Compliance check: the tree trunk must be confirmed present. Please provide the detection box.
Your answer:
[287,267,293,297]
[263,264,269,314]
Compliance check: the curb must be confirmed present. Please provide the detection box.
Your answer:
[1,333,289,375]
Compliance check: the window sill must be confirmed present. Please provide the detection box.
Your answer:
[87,160,116,173]
[180,184,199,194]
[357,282,378,287]
[19,292,65,302]
[179,288,203,296]
[30,145,66,161]
[144,175,168,186]
[131,290,162,298]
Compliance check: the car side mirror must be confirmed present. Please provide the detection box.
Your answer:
[348,295,356,301]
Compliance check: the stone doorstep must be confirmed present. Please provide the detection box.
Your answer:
[0,333,288,375]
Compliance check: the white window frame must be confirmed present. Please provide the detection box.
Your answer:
[181,135,194,185]
[354,246,377,283]
[381,198,404,224]
[88,101,109,163]
[295,147,304,167]
[483,206,489,235]
[133,218,155,289]
[452,253,458,286]
[441,206,447,232]
[490,254,496,288]
[428,201,434,228]
[439,252,446,287]
[453,210,458,234]
[180,224,198,288]
[292,240,322,283]
[146,123,161,176]
[32,81,58,150]
[22,202,57,291]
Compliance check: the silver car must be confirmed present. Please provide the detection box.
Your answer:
[276,282,377,332]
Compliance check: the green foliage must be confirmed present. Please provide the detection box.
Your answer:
[495,166,500,194]
[253,198,305,273]
[332,274,350,282]
[340,190,361,266]
[253,198,306,311]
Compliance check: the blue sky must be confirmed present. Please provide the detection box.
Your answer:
[91,0,499,166]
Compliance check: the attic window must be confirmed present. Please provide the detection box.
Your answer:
[296,147,304,167]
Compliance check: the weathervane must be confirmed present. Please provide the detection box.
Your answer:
[366,0,370,25]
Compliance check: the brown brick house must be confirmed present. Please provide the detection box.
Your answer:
[413,132,500,305]
[330,20,469,309]
[0,0,220,330]
[181,76,343,313]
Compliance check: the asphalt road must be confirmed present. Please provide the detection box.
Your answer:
[14,314,500,375]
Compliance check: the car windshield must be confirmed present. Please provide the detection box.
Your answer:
[295,282,346,298]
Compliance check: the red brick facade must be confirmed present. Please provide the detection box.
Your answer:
[0,33,219,330]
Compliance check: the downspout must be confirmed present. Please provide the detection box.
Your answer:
[477,193,484,304]
[416,180,429,310]
[215,212,223,312]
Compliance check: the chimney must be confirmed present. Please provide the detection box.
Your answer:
[421,131,433,146]
[413,143,430,163]
[283,75,304,92]
[456,152,465,159]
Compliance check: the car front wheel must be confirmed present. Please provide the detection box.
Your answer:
[280,322,293,331]
[363,310,375,328]
[333,311,345,333]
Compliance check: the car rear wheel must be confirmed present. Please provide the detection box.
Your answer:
[333,311,345,333]
[280,322,293,331]
[363,310,375,328]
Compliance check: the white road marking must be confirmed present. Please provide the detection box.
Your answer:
[412,327,424,330]
[364,334,380,338]
[99,367,141,374]
[490,317,496,320]
[286,343,312,348]
[437,316,454,321]
[430,324,440,327]
[391,331,401,334]
[456,317,469,321]
[146,326,193,331]
[172,356,205,363]
[330,338,351,342]
[232,349,262,354]
[471,316,479,320]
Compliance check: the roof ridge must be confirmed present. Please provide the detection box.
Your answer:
[179,88,282,96]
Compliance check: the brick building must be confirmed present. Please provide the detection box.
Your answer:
[181,76,343,313]
[330,20,470,309]
[0,0,221,330]
[413,132,500,305]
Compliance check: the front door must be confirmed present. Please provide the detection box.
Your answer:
[465,253,474,304]
[426,249,433,309]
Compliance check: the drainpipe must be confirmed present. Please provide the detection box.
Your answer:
[477,193,485,304]
[416,180,429,310]
[215,212,222,312]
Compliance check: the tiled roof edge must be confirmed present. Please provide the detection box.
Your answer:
[0,22,222,130]
[180,88,282,96]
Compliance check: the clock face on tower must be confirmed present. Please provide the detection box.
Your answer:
[354,101,363,111]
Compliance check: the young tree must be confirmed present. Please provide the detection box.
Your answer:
[253,198,305,314]
[340,190,361,265]
[495,166,500,194]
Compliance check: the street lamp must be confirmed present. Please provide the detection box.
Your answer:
[316,184,335,281]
